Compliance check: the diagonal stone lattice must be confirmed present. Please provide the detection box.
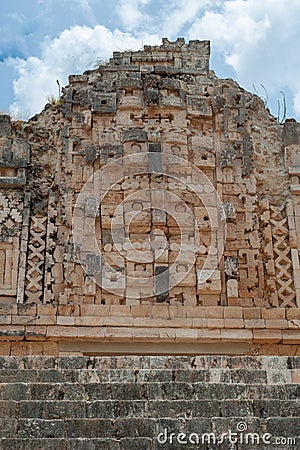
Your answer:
[25,216,47,303]
[270,205,296,307]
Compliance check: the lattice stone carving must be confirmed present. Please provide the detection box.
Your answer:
[25,215,47,303]
[270,205,296,307]
[0,194,9,222]
[0,193,23,226]
[238,248,264,304]
[43,192,58,303]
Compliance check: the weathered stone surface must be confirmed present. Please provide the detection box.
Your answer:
[0,37,299,354]
[0,439,68,450]
[0,356,299,448]
[0,36,300,447]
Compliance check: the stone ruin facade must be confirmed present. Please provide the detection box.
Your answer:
[0,37,300,357]
[0,39,300,355]
[0,38,300,449]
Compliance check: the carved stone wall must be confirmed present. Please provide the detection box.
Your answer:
[0,38,300,356]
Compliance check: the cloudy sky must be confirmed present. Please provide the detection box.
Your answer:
[1,0,300,121]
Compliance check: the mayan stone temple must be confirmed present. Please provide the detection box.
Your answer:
[0,38,299,448]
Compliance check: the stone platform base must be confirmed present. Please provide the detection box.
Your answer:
[0,356,299,449]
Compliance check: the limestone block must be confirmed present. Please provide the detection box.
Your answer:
[82,145,97,165]
[160,92,184,109]
[85,198,98,218]
[104,252,125,269]
[197,269,221,294]
[83,217,96,236]
[53,246,65,263]
[224,257,239,277]
[101,204,123,229]
[174,251,196,267]
[126,271,153,291]
[0,114,11,139]
[0,238,19,296]
[222,202,236,220]
[284,122,300,146]
[144,87,159,105]
[191,133,214,149]
[84,254,101,277]
[170,264,196,287]
[52,264,63,284]
[11,138,30,161]
[163,143,188,158]
[125,297,140,305]
[119,95,144,110]
[123,128,148,143]
[291,248,300,270]
[126,285,155,300]
[126,249,153,264]
[152,209,167,225]
[154,249,169,264]
[149,152,162,174]
[196,206,219,230]
[193,151,215,168]
[101,292,123,305]
[227,279,238,298]
[123,141,147,155]
[187,95,212,117]
[92,92,116,113]
[99,144,123,165]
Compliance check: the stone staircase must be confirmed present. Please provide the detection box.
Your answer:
[0,356,299,449]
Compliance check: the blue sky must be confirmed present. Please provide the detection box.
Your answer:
[1,0,300,121]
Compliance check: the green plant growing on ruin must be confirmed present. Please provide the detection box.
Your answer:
[277,91,287,123]
[253,84,288,123]
[94,57,109,68]
[253,83,269,107]
[46,80,62,107]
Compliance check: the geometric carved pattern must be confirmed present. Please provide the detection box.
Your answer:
[0,193,23,226]
[0,194,9,222]
[25,215,47,303]
[270,205,296,307]
[0,238,19,295]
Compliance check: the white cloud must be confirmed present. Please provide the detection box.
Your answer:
[9,25,160,118]
[73,0,94,20]
[6,0,300,120]
[118,0,150,30]
[161,0,219,37]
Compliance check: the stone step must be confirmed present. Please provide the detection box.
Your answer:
[0,440,295,450]
[0,399,299,420]
[0,356,299,448]
[1,382,299,401]
[0,355,299,370]
[1,417,299,444]
[0,367,297,383]
[0,437,145,450]
[0,439,294,450]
